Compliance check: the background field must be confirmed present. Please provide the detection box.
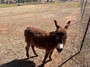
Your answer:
[0,2,90,67]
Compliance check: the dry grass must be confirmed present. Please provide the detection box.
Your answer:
[0,2,90,67]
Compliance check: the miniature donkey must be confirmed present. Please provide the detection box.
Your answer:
[24,20,71,64]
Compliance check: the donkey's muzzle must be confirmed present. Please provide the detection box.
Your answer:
[56,43,63,52]
[57,48,63,52]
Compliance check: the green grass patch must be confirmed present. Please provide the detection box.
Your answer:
[0,4,18,8]
[48,2,80,8]
[0,2,80,8]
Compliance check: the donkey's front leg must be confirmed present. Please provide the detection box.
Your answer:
[42,51,49,64]
[49,50,54,61]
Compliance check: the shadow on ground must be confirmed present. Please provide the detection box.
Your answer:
[0,58,36,67]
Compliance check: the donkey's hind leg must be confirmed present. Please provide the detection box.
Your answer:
[26,42,30,59]
[31,45,38,56]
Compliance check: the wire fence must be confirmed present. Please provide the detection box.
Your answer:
[58,0,90,66]
[58,16,90,67]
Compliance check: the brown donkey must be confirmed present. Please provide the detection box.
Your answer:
[24,20,71,64]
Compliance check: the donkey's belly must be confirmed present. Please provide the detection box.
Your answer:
[32,37,48,49]
[33,44,47,49]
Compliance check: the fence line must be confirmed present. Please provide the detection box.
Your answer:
[58,1,89,66]
[58,16,90,67]
[70,0,88,26]
[81,0,88,21]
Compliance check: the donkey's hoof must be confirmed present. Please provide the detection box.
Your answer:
[26,57,29,59]
[26,55,29,59]
[49,58,52,61]
[42,61,45,64]
[36,55,38,57]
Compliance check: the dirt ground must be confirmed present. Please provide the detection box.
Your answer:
[0,2,90,67]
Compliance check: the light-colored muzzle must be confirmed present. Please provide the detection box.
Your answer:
[57,43,63,49]
[56,43,64,52]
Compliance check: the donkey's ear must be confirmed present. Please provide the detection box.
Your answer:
[54,20,60,30]
[64,21,71,29]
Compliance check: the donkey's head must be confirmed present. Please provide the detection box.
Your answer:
[54,20,71,52]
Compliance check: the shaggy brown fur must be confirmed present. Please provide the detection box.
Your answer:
[24,20,71,65]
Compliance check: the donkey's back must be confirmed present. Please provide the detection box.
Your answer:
[24,27,50,49]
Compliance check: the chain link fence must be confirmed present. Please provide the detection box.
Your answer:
[58,0,90,67]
